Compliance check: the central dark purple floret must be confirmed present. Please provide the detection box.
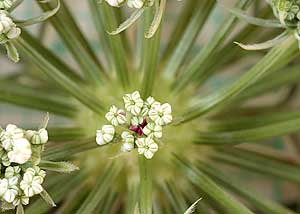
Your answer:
[129,119,147,136]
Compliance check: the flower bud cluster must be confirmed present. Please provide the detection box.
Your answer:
[0,11,21,44]
[96,91,173,159]
[0,123,48,210]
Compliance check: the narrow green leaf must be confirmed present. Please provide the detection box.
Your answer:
[235,31,288,50]
[126,184,139,214]
[15,0,60,27]
[197,161,293,214]
[39,160,79,173]
[174,156,254,214]
[48,127,86,141]
[184,198,202,214]
[5,42,19,62]
[161,182,187,213]
[179,36,297,123]
[40,190,56,207]
[109,9,145,35]
[145,0,166,38]
[222,4,283,28]
[139,156,152,214]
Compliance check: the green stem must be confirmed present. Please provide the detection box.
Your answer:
[38,0,106,85]
[179,35,297,124]
[139,156,152,214]
[15,32,105,115]
[141,7,162,98]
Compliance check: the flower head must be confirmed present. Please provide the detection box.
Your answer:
[123,91,144,115]
[136,137,158,159]
[26,128,48,145]
[149,103,173,126]
[7,138,32,164]
[143,122,162,139]
[0,124,24,151]
[105,105,127,126]
[96,125,115,145]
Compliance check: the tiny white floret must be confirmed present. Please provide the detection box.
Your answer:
[123,91,144,115]
[105,105,127,126]
[149,103,173,126]
[96,125,115,145]
[136,137,158,159]
[7,138,32,164]
[143,122,162,139]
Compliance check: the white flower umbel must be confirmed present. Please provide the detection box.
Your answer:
[0,124,24,151]
[136,137,158,159]
[127,0,144,9]
[0,177,19,203]
[96,125,115,145]
[143,122,162,139]
[20,168,45,197]
[105,105,127,126]
[0,12,21,41]
[7,138,32,164]
[121,131,134,152]
[149,103,173,126]
[123,91,144,115]
[26,128,49,145]
[0,0,13,10]
[105,0,125,7]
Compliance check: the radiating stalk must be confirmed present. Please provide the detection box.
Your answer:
[195,114,300,145]
[179,36,297,124]
[15,33,105,115]
[172,0,251,92]
[164,0,215,76]
[161,182,187,213]
[0,80,77,118]
[96,3,130,88]
[126,184,139,214]
[48,127,86,141]
[139,156,152,214]
[76,163,120,214]
[141,8,162,98]
[38,0,106,85]
[210,151,300,183]
[174,156,254,214]
[161,1,199,61]
[197,161,293,214]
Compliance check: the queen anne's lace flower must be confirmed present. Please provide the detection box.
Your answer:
[105,0,125,7]
[96,91,172,159]
[0,177,18,203]
[105,105,127,126]
[127,0,144,9]
[136,137,158,159]
[123,91,144,115]
[143,122,162,139]
[26,128,48,145]
[0,124,24,151]
[7,138,32,164]
[149,103,173,126]
[20,167,45,197]
[96,125,115,145]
